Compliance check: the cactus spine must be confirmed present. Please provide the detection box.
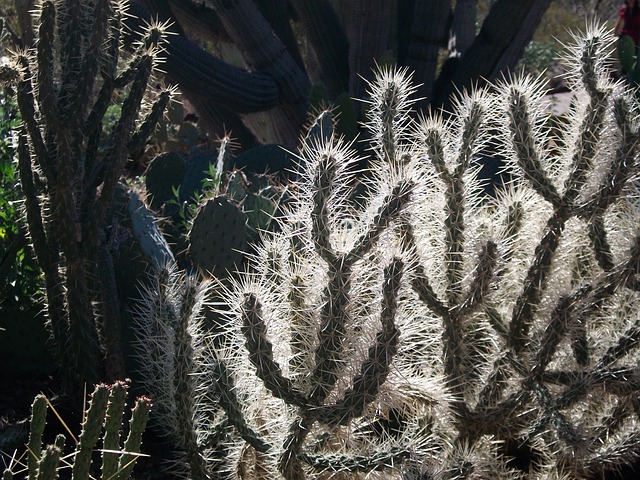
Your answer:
[0,0,172,387]
[132,25,640,479]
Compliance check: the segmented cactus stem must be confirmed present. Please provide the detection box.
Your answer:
[241,294,306,406]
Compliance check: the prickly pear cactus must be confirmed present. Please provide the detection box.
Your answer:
[145,152,186,210]
[224,170,284,241]
[189,196,248,278]
[618,34,640,86]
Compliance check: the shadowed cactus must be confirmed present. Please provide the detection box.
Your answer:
[133,25,640,479]
[0,0,173,387]
[2,382,151,480]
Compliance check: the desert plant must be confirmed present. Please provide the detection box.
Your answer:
[1,381,151,480]
[134,25,640,479]
[0,0,173,387]
[125,0,554,147]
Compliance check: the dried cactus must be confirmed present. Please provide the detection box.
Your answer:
[134,25,640,479]
[0,0,172,387]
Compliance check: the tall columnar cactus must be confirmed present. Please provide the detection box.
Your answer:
[134,25,640,479]
[0,0,172,386]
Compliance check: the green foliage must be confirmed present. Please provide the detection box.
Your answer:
[1,382,151,480]
[518,39,559,79]
[0,93,41,308]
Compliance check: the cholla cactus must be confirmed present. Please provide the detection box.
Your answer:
[133,262,219,478]
[136,25,640,479]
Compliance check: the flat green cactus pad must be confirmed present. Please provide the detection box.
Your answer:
[145,152,186,210]
[189,196,248,278]
[618,35,636,74]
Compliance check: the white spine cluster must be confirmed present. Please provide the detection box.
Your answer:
[135,25,640,479]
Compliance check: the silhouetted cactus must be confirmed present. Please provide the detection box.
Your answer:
[0,0,172,387]
[2,382,151,480]
[133,25,640,479]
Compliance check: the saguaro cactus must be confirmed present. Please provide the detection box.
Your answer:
[0,0,172,386]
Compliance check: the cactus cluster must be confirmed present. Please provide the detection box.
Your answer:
[133,25,640,479]
[0,0,172,386]
[2,381,151,480]
[143,137,286,278]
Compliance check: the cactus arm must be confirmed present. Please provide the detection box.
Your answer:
[241,294,307,406]
[116,396,152,480]
[102,381,128,479]
[400,222,449,318]
[15,56,55,184]
[311,153,337,263]
[204,0,310,121]
[57,0,83,118]
[71,385,110,480]
[455,98,485,177]
[55,129,103,383]
[288,0,348,97]
[347,180,414,264]
[509,213,566,355]
[101,10,122,81]
[278,415,313,480]
[456,241,497,317]
[423,124,466,305]
[28,394,47,480]
[127,88,172,154]
[308,259,351,404]
[88,55,153,254]
[83,79,115,189]
[126,1,280,113]
[562,51,610,209]
[506,88,562,208]
[299,449,411,474]
[36,1,58,125]
[173,278,210,480]
[587,214,614,272]
[96,235,126,381]
[578,96,640,218]
[311,259,403,427]
[212,359,272,454]
[17,133,68,356]
[65,0,110,125]
[35,445,61,480]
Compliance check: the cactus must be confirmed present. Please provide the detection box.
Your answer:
[131,25,640,479]
[189,196,248,278]
[2,382,151,480]
[128,190,175,274]
[145,152,186,210]
[212,25,640,478]
[0,0,172,388]
[132,262,216,478]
